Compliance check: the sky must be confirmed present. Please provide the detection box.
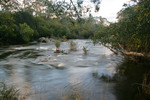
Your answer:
[59,0,131,22]
[77,0,131,22]
[97,0,131,22]
[19,0,131,22]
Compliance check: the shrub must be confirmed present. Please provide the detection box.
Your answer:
[82,46,88,55]
[55,40,61,50]
[70,40,77,51]
[19,23,34,43]
[62,35,67,41]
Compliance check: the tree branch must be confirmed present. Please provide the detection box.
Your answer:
[103,43,150,59]
[70,0,80,19]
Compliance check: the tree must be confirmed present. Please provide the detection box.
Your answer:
[0,12,16,44]
[19,23,34,43]
[14,11,35,29]
[94,0,150,59]
[0,0,20,12]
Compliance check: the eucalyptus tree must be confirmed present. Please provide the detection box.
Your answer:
[30,0,102,19]
[0,0,20,12]
[94,0,150,59]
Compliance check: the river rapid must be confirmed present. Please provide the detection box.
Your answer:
[0,39,124,100]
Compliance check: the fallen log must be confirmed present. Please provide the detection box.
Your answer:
[103,45,118,54]
[122,51,150,58]
[118,43,150,58]
[103,43,150,59]
[123,51,144,57]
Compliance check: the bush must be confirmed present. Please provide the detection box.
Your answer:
[55,40,61,50]
[19,23,34,43]
[82,46,88,55]
[70,40,77,51]
[0,12,17,44]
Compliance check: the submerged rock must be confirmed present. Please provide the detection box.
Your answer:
[29,41,38,44]
[38,37,50,43]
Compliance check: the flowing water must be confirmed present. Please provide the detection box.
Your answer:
[0,39,124,100]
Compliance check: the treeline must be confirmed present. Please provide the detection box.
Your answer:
[0,0,103,45]
[0,11,100,44]
[94,0,150,59]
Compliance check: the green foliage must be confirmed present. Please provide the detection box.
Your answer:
[0,0,103,45]
[94,0,150,54]
[82,46,88,55]
[0,12,16,44]
[0,82,19,100]
[0,3,100,45]
[70,40,77,51]
[55,40,61,50]
[19,23,34,43]
[50,20,68,38]
[34,17,53,38]
[62,35,67,41]
[14,11,35,29]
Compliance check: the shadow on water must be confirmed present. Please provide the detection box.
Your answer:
[114,60,150,100]
[0,51,14,59]
[0,49,27,59]
[20,50,43,59]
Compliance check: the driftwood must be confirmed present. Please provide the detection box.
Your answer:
[103,44,118,54]
[123,51,144,57]
[104,43,150,59]
[118,43,150,58]
[122,51,150,58]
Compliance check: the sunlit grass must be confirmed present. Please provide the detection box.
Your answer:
[82,46,88,55]
[54,40,61,53]
[55,40,61,50]
[70,40,77,51]
[0,80,111,100]
[0,82,25,100]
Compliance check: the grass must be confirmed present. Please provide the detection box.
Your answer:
[139,74,150,96]
[136,74,150,100]
[0,82,25,100]
[54,40,61,53]
[70,40,77,51]
[55,40,61,50]
[82,46,88,55]
[0,80,111,100]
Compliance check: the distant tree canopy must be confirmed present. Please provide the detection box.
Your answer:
[0,0,104,44]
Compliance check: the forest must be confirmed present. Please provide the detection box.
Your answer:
[0,0,150,100]
[0,0,102,44]
[0,0,150,60]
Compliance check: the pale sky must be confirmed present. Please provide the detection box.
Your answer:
[19,0,131,22]
[63,0,131,22]
[97,0,130,22]
[77,0,131,22]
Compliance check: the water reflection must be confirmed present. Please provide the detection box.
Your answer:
[114,60,150,100]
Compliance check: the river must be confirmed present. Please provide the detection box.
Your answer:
[0,39,148,100]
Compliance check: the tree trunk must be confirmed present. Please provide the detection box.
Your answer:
[104,43,150,59]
